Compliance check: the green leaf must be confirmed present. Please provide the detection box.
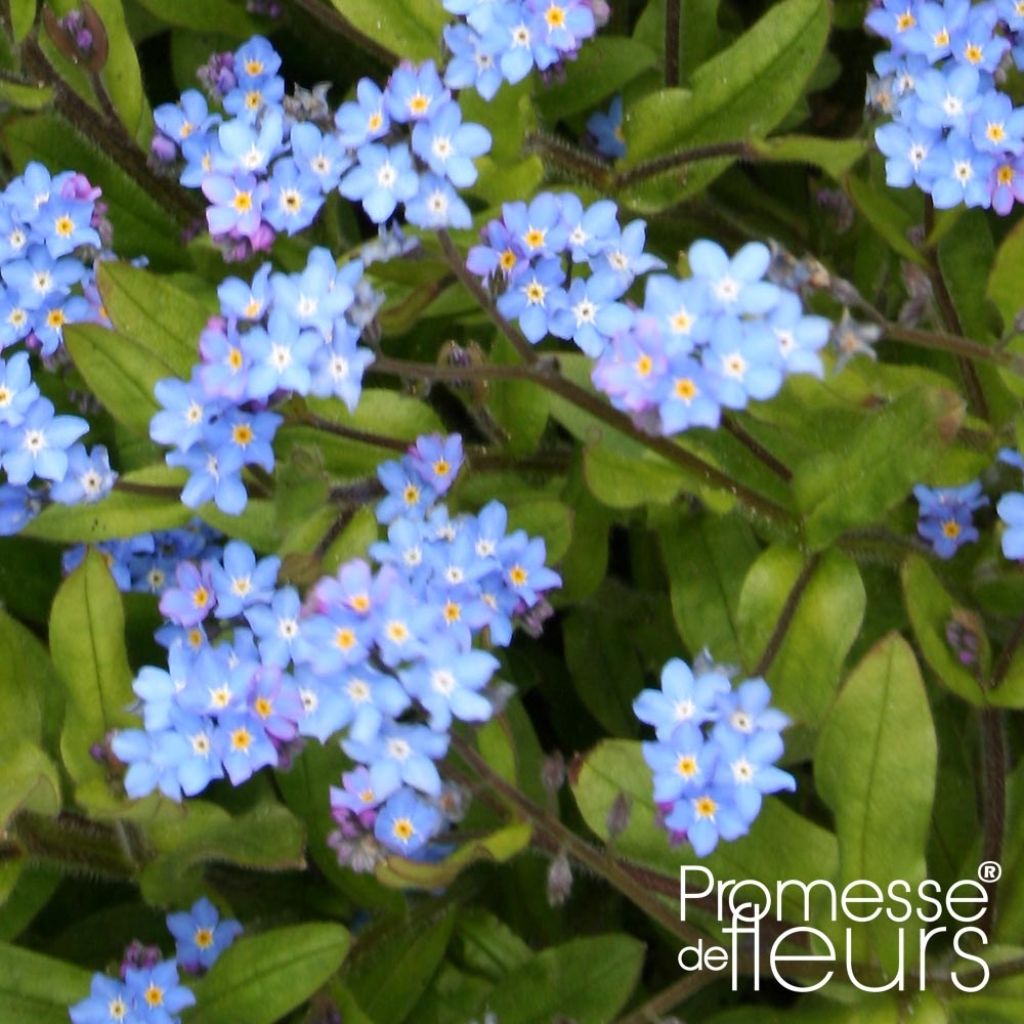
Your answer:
[475,935,644,1024]
[50,549,135,787]
[346,906,457,1024]
[326,0,446,61]
[620,0,830,210]
[572,739,838,926]
[660,511,760,664]
[0,743,61,829]
[454,908,532,981]
[752,134,869,178]
[375,824,531,889]
[847,173,926,267]
[141,801,306,905]
[10,0,36,42]
[46,0,150,140]
[738,547,866,726]
[505,499,572,563]
[938,209,999,340]
[901,555,987,706]
[187,924,350,1024]
[97,262,213,378]
[0,610,45,748]
[793,388,963,550]
[22,485,190,543]
[536,37,657,120]
[988,216,1024,328]
[0,942,92,1024]
[583,442,688,509]
[64,322,170,434]
[815,634,937,973]
[131,0,259,34]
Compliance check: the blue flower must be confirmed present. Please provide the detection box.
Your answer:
[400,638,498,731]
[549,272,634,357]
[495,257,566,343]
[634,658,730,742]
[662,783,749,856]
[385,61,449,124]
[202,173,267,239]
[209,541,280,619]
[443,23,503,99]
[586,95,626,159]
[154,89,218,146]
[0,351,40,426]
[501,192,569,260]
[927,133,994,208]
[290,122,350,191]
[217,108,284,175]
[166,897,243,973]
[49,443,116,504]
[0,397,88,484]
[998,491,1024,559]
[124,960,195,1024]
[914,480,988,558]
[334,78,390,148]
[411,100,491,186]
[241,309,320,398]
[343,723,449,799]
[244,586,303,667]
[263,158,324,235]
[713,728,796,825]
[339,142,419,223]
[404,174,472,229]
[69,974,138,1024]
[374,787,443,854]
[687,239,779,316]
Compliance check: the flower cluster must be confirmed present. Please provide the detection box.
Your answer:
[69,898,241,1024]
[63,521,223,595]
[442,0,599,100]
[913,479,988,557]
[469,196,829,433]
[153,35,494,247]
[0,162,117,536]
[634,657,795,856]
[111,433,561,861]
[867,0,1024,212]
[149,246,378,515]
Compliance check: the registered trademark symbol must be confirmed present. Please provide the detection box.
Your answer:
[978,861,1002,883]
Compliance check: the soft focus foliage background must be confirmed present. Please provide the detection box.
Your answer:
[2,0,1024,1022]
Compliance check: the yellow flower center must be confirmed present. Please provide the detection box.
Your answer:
[192,586,209,608]
[635,354,653,377]
[998,164,1015,186]
[232,423,254,447]
[194,927,214,949]
[942,519,961,539]
[144,985,164,1008]
[228,347,244,370]
[694,795,718,819]
[335,627,357,650]
[230,727,252,752]
[509,565,528,586]
[499,248,517,272]
[674,377,697,400]
[254,696,273,718]
[54,214,74,237]
[392,817,416,841]
[232,190,254,213]
[676,755,699,778]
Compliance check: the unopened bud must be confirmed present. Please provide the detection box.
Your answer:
[606,792,632,838]
[541,751,566,794]
[546,850,573,907]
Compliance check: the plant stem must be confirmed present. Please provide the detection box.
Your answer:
[979,708,1007,937]
[881,321,1024,374]
[664,0,681,87]
[299,411,410,452]
[286,0,397,66]
[451,735,710,946]
[753,554,820,676]
[921,200,990,419]
[722,415,792,482]
[19,39,202,226]
[371,355,796,529]
[615,972,717,1024]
